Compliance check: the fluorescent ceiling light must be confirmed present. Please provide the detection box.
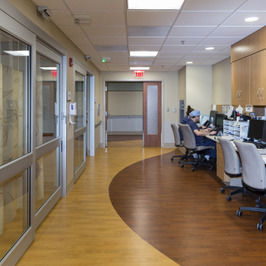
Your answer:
[244,17,259,22]
[128,0,184,10]
[186,61,193,64]
[130,51,158,57]
[130,67,150,70]
[40,67,57,70]
[4,50,29,56]
[205,47,214,51]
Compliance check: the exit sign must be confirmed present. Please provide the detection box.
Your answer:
[135,71,144,77]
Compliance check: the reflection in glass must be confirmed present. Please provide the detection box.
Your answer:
[35,148,59,212]
[75,72,85,130]
[0,29,30,166]
[0,170,30,261]
[36,53,59,146]
[75,134,84,171]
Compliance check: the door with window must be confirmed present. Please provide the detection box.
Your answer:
[74,69,86,181]
[34,43,62,227]
[0,13,33,266]
[143,82,162,147]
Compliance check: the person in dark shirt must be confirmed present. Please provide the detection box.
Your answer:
[187,110,217,159]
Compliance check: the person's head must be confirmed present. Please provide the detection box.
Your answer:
[186,105,194,116]
[189,110,200,122]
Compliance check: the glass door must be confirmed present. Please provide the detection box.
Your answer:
[0,18,33,265]
[34,43,62,227]
[74,70,86,181]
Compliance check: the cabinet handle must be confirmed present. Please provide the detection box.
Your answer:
[257,88,261,101]
[239,90,242,100]
[261,88,264,101]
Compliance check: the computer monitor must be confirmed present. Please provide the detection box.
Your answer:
[248,119,266,141]
[209,110,218,126]
[215,114,226,128]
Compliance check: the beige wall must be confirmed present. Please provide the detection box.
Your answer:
[108,91,143,116]
[212,57,231,105]
[186,66,213,116]
[8,0,101,194]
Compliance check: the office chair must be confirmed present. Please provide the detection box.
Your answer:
[219,137,243,201]
[170,123,186,163]
[234,140,266,230]
[179,123,215,171]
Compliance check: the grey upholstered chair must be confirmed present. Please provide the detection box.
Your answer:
[219,137,243,201]
[179,123,215,171]
[234,140,266,230]
[170,123,186,163]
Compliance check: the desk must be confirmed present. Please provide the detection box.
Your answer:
[206,135,266,183]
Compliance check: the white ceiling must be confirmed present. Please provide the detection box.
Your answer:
[32,0,266,72]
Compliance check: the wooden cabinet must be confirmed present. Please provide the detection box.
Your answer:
[231,58,250,106]
[216,142,230,183]
[250,50,266,105]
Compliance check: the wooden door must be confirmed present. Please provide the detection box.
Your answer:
[143,82,161,147]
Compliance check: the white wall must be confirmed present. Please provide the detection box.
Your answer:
[212,57,231,105]
[186,66,213,116]
[101,71,178,146]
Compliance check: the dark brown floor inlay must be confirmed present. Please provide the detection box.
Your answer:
[109,151,266,266]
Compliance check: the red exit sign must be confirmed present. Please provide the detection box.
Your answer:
[135,71,144,77]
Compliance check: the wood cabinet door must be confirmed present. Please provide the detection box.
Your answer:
[231,59,249,106]
[250,52,262,105]
[261,50,266,105]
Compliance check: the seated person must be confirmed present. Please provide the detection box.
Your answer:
[187,110,217,160]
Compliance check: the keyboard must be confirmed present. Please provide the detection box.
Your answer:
[254,142,266,149]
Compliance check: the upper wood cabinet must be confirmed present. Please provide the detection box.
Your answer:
[231,58,250,106]
[231,26,266,62]
[250,50,266,105]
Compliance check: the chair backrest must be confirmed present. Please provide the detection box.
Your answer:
[179,123,196,150]
[219,137,241,176]
[171,123,181,147]
[234,140,266,190]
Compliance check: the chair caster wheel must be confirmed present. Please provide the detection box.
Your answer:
[181,165,184,168]
[226,196,231,201]
[236,210,242,216]
[257,223,263,230]
[220,188,225,193]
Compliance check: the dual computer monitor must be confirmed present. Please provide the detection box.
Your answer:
[248,119,266,142]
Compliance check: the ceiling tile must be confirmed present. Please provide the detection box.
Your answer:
[127,11,178,26]
[175,11,232,26]
[82,26,126,37]
[164,37,202,46]
[183,0,246,11]
[64,0,125,11]
[169,26,216,37]
[89,37,127,46]
[199,37,242,46]
[238,0,266,11]
[128,26,170,37]
[211,26,262,37]
[128,37,165,46]
[88,11,125,26]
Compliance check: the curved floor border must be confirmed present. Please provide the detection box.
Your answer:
[109,151,266,266]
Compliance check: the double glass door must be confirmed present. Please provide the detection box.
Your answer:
[0,13,63,265]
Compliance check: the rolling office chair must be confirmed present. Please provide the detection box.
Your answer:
[234,140,266,230]
[170,123,186,163]
[219,137,243,201]
[179,123,215,171]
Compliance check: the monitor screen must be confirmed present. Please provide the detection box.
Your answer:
[215,114,226,127]
[209,110,218,126]
[248,119,265,140]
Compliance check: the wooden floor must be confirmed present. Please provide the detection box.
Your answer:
[17,141,266,266]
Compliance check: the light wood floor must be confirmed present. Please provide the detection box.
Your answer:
[17,143,177,265]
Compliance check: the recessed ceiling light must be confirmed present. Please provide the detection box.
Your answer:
[130,51,158,57]
[4,50,29,56]
[130,67,150,70]
[128,0,184,10]
[245,17,259,22]
[186,61,193,64]
[205,47,214,51]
